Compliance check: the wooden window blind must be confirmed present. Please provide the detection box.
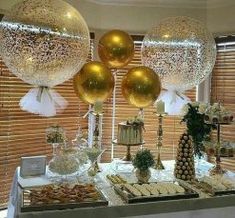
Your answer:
[0,33,94,208]
[210,37,235,172]
[101,35,196,162]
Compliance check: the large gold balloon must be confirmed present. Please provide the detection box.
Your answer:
[73,61,114,104]
[98,30,134,68]
[122,66,161,108]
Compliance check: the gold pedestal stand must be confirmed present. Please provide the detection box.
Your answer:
[209,122,228,175]
[91,111,102,172]
[112,139,145,161]
[154,113,167,170]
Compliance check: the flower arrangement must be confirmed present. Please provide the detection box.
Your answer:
[132,149,155,171]
[127,116,145,131]
[204,103,233,124]
[46,125,65,144]
[181,102,215,157]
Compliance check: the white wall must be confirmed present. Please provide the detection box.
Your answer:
[1,0,235,35]
[0,0,206,33]
[207,5,235,36]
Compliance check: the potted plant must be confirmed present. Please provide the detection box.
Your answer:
[132,149,155,183]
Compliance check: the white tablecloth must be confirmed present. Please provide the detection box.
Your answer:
[7,160,235,218]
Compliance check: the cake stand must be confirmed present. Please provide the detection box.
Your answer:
[112,139,145,162]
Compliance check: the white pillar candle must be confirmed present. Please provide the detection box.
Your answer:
[155,100,165,114]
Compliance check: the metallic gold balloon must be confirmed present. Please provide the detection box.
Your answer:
[73,61,114,104]
[0,0,90,87]
[98,30,134,68]
[122,66,161,108]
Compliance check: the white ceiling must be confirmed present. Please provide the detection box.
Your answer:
[87,0,235,8]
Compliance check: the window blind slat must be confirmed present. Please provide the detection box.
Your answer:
[101,37,196,162]
[211,42,235,172]
[0,37,94,208]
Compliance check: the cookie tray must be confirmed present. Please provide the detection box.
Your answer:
[189,180,235,196]
[113,181,199,204]
[21,186,108,212]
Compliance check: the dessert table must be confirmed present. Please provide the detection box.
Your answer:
[7,160,235,218]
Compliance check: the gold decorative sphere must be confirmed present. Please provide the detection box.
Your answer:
[122,66,161,108]
[98,30,134,68]
[73,61,114,104]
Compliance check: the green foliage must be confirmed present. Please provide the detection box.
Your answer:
[181,103,215,157]
[132,149,155,171]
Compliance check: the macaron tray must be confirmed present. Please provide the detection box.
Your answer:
[113,181,199,203]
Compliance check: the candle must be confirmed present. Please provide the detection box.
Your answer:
[155,100,165,114]
[94,101,103,113]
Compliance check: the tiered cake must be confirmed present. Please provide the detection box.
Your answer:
[174,132,195,181]
[117,117,144,145]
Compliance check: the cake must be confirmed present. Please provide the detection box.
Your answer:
[117,117,144,145]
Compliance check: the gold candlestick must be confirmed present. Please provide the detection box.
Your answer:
[209,122,226,175]
[154,113,167,170]
[91,111,103,172]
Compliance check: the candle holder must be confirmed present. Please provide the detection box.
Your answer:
[154,112,168,170]
[90,111,103,172]
[209,122,228,175]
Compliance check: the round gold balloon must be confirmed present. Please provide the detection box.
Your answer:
[98,30,134,68]
[122,66,161,108]
[73,61,114,104]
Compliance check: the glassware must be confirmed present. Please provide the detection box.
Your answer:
[85,147,105,179]
[46,125,66,156]
[48,146,88,182]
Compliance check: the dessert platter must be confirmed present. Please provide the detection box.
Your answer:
[113,181,199,203]
[188,176,235,196]
[21,183,108,212]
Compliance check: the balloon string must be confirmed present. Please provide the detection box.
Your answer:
[111,69,117,160]
[87,104,94,147]
[138,108,144,120]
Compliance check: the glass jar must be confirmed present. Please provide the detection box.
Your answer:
[46,125,66,157]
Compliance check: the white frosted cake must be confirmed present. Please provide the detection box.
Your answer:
[117,121,143,145]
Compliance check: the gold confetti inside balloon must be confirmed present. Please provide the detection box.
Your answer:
[122,66,161,108]
[98,30,134,68]
[0,0,90,87]
[73,61,114,104]
[141,16,216,92]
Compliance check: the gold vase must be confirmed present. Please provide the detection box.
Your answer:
[135,168,151,183]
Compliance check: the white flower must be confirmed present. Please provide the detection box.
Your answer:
[198,103,208,114]
[181,104,189,115]
[191,101,200,107]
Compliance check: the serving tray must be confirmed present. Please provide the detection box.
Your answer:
[21,184,108,212]
[114,181,199,204]
[190,180,235,196]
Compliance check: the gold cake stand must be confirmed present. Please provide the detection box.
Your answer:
[112,139,145,161]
